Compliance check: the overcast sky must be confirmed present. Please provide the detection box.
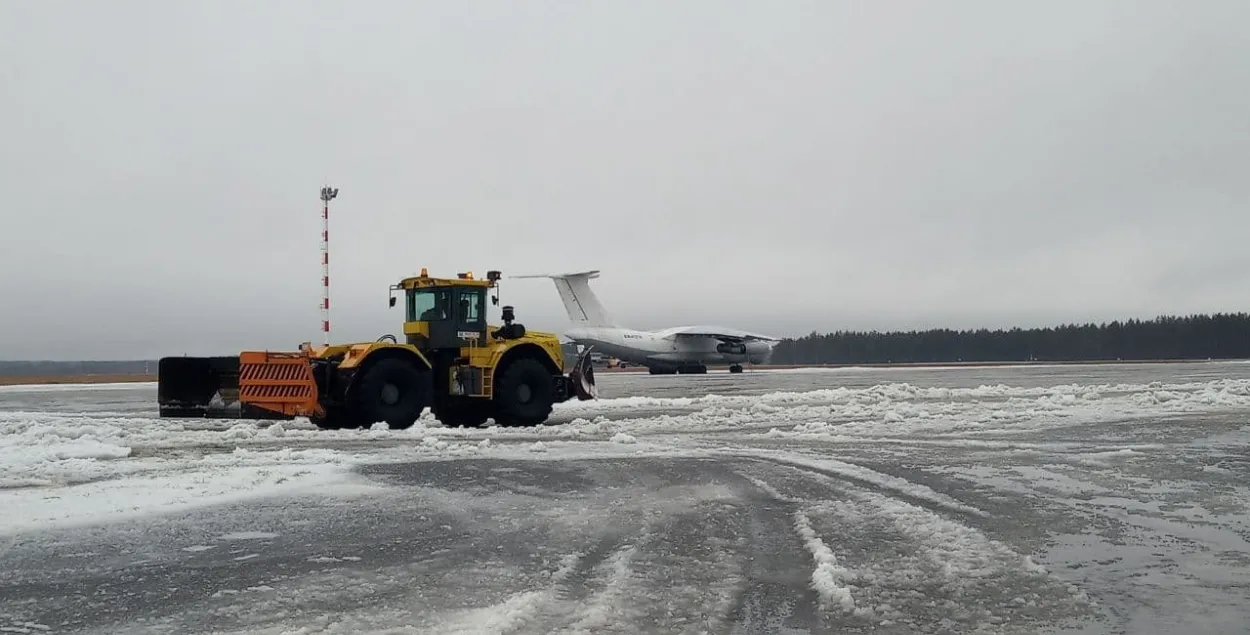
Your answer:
[2,1,1248,360]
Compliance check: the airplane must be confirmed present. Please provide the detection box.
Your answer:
[512,270,780,374]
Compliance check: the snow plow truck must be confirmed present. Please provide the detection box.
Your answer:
[156,269,598,429]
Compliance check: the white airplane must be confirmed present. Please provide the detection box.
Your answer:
[512,270,780,374]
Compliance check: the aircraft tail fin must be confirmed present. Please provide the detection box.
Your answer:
[512,270,614,327]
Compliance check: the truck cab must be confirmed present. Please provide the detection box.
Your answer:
[394,271,492,351]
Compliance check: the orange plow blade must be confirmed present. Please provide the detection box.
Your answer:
[238,351,323,418]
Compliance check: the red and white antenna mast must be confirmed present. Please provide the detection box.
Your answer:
[319,185,338,346]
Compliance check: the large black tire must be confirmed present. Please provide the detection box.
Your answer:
[351,357,428,430]
[492,357,555,427]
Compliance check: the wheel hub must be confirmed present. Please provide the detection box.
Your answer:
[516,383,532,404]
[381,383,400,405]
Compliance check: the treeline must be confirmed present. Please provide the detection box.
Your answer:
[0,360,156,377]
[770,313,1250,365]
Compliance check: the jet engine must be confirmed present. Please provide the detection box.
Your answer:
[716,342,747,355]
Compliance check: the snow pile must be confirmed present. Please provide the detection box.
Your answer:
[434,590,552,634]
[4,375,1249,494]
[4,373,1250,536]
[5,375,1249,476]
[0,411,499,491]
[610,432,637,444]
[578,377,1250,417]
[2,458,380,535]
[0,435,131,488]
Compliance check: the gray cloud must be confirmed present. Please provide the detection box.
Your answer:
[2,1,1248,359]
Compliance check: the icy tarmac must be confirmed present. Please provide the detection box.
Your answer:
[2,362,1250,634]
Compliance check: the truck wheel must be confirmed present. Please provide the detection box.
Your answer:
[352,357,427,430]
[493,357,554,427]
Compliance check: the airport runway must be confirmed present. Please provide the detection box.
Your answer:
[3,363,1250,634]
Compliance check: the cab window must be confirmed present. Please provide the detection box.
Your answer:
[406,288,451,321]
[458,288,483,323]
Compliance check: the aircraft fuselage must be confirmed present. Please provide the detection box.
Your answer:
[565,325,774,369]
[512,269,780,374]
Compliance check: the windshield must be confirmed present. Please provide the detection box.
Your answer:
[406,287,450,322]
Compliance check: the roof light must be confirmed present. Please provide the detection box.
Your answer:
[420,267,428,277]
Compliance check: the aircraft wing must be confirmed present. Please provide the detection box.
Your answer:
[661,325,782,343]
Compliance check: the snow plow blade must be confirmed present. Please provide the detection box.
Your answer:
[568,345,598,401]
[158,354,305,420]
[157,356,243,418]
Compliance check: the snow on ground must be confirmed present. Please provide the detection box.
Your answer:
[3,367,1250,535]
[4,363,1250,632]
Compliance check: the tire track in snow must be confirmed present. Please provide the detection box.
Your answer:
[425,542,639,635]
[735,462,1099,632]
[732,450,988,519]
[727,474,824,634]
[737,472,865,631]
[552,543,643,635]
[798,489,1095,632]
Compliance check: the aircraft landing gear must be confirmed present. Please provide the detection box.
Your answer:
[729,364,743,373]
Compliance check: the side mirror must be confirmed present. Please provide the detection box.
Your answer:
[388,296,396,308]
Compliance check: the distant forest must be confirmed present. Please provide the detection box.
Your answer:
[2,313,1249,375]
[0,360,155,377]
[769,313,1250,365]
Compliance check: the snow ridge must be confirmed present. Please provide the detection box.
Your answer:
[794,510,858,614]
